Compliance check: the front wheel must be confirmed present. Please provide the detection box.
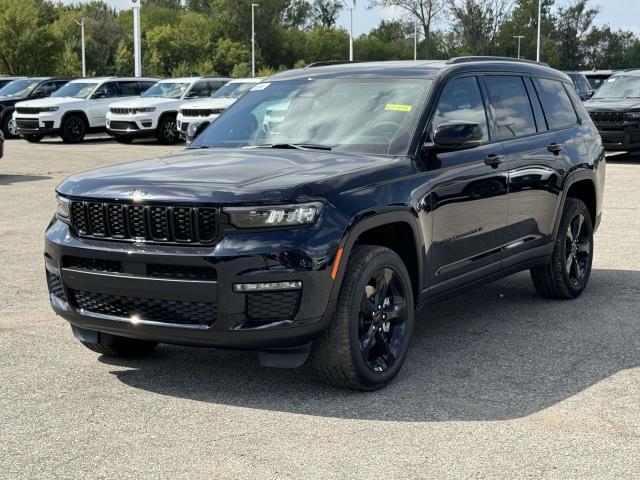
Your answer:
[2,114,19,139]
[311,245,414,390]
[530,197,594,299]
[61,115,87,143]
[157,116,179,144]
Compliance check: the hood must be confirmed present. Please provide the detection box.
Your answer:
[108,97,183,109]
[0,95,26,107]
[584,98,640,111]
[179,98,236,110]
[17,97,86,108]
[56,148,389,204]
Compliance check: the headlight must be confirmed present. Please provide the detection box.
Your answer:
[625,111,640,119]
[41,107,59,112]
[137,107,156,113]
[224,202,323,228]
[56,195,70,221]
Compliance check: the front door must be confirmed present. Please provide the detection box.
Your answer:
[425,75,509,296]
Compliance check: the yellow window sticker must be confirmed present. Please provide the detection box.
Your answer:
[385,103,412,112]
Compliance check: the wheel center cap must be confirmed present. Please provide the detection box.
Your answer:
[571,242,578,255]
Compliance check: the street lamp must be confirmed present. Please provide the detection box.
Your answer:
[536,0,541,62]
[514,35,525,59]
[251,3,259,77]
[74,18,86,77]
[414,19,418,61]
[132,0,142,77]
[342,0,356,61]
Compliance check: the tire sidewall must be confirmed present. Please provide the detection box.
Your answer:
[342,248,415,388]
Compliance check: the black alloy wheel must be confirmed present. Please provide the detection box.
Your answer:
[61,115,87,143]
[158,116,179,144]
[565,212,591,287]
[358,267,409,372]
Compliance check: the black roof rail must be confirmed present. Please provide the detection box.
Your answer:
[447,56,550,67]
[305,60,357,68]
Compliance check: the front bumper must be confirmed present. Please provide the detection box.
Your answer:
[176,114,220,134]
[106,113,159,137]
[14,113,61,136]
[593,121,640,151]
[44,218,337,350]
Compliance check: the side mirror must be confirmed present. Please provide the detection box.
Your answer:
[92,91,107,99]
[186,121,210,146]
[432,122,483,148]
[586,89,595,99]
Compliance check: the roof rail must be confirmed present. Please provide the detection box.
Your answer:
[305,60,356,68]
[447,56,550,67]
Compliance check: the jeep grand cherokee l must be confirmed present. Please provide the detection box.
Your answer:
[585,69,640,151]
[45,58,605,390]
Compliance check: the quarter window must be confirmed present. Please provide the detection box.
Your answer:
[431,76,489,143]
[534,78,578,129]
[483,75,537,140]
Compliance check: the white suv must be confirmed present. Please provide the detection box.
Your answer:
[176,77,264,136]
[106,77,229,144]
[13,77,157,143]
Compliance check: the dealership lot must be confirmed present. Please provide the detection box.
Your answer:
[1,138,638,478]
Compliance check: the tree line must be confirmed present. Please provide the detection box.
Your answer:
[0,0,638,78]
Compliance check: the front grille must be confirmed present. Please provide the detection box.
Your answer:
[180,109,218,117]
[147,264,217,280]
[70,290,217,326]
[63,256,121,273]
[15,119,39,129]
[246,291,301,321]
[46,272,66,301]
[69,201,219,245]
[589,111,624,128]
[109,121,139,131]
[110,107,136,115]
[16,107,43,114]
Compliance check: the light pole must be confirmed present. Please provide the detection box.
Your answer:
[536,0,541,62]
[414,19,418,61]
[342,0,356,61]
[132,0,142,77]
[75,18,86,77]
[251,3,259,77]
[514,35,525,59]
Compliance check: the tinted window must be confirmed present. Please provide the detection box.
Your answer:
[186,81,210,98]
[94,82,118,98]
[431,76,489,142]
[207,81,226,94]
[31,81,59,98]
[524,77,547,131]
[483,76,536,140]
[117,81,140,96]
[535,78,578,129]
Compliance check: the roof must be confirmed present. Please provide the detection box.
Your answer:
[227,77,265,83]
[270,58,567,82]
[69,77,159,83]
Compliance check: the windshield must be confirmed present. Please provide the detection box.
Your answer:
[592,76,640,99]
[52,82,97,99]
[192,78,432,155]
[212,82,258,99]
[0,79,41,97]
[143,82,190,99]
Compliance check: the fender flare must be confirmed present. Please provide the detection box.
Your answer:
[60,110,90,128]
[328,208,425,302]
[551,168,598,239]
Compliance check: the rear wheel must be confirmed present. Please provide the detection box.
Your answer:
[530,197,593,299]
[23,134,44,143]
[61,115,87,143]
[80,333,158,357]
[157,116,179,144]
[2,114,19,139]
[311,245,414,390]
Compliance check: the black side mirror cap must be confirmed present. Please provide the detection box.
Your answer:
[430,122,483,149]
[186,121,210,146]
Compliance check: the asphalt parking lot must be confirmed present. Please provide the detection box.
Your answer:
[1,137,638,479]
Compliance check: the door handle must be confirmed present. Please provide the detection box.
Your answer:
[484,154,505,168]
[547,142,565,153]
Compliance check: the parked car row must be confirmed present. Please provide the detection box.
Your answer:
[0,75,264,145]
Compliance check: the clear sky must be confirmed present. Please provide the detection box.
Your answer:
[60,0,640,37]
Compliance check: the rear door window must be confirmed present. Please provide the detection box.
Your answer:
[482,75,537,140]
[117,81,141,96]
[534,78,578,129]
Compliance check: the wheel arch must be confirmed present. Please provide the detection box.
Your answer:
[329,210,424,304]
[61,110,89,127]
[552,170,598,238]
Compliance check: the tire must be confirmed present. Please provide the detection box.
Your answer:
[2,114,19,139]
[530,197,594,299]
[23,134,43,143]
[80,333,158,357]
[156,115,179,145]
[311,245,415,390]
[61,115,87,143]
[114,135,134,144]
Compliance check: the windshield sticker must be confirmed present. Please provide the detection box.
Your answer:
[385,103,412,112]
[251,83,270,91]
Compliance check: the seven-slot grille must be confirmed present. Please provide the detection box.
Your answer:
[589,111,624,127]
[16,107,44,114]
[110,107,137,115]
[180,108,221,117]
[69,200,218,244]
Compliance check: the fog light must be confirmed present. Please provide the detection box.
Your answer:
[233,281,302,292]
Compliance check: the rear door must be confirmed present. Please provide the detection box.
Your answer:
[88,81,119,127]
[481,74,574,266]
[426,75,508,294]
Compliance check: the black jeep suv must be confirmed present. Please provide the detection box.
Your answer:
[0,77,73,138]
[584,69,640,151]
[45,58,605,390]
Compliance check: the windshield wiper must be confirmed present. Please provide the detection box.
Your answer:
[250,143,333,151]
